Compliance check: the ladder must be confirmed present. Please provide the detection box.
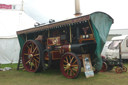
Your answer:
[17,51,23,70]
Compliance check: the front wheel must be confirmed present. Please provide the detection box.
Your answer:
[115,66,123,73]
[60,52,81,79]
[122,66,127,72]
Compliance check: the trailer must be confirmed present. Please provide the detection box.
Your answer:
[105,35,128,60]
[17,12,113,78]
[101,35,128,73]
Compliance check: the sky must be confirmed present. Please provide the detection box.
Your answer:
[23,0,128,29]
[0,0,128,36]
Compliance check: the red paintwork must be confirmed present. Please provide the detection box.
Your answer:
[52,51,61,60]
[47,37,60,45]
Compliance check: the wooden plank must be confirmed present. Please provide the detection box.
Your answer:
[82,54,94,78]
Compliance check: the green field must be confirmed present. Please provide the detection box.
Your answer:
[0,64,128,85]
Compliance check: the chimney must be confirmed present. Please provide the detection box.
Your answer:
[74,0,82,17]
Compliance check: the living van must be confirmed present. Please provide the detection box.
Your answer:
[105,35,128,60]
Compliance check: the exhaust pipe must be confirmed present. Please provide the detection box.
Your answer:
[74,0,82,17]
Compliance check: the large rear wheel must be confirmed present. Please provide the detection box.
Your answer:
[22,40,43,72]
[60,52,81,79]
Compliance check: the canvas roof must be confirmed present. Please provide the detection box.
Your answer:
[0,10,36,37]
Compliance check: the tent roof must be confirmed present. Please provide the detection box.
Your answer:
[0,10,36,37]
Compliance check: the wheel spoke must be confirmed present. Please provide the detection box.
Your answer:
[32,59,37,69]
[63,65,67,67]
[70,69,72,76]
[72,60,77,64]
[64,60,68,63]
[32,47,37,53]
[32,43,35,50]
[34,53,39,56]
[64,67,67,71]
[72,67,78,72]
[70,68,75,75]
[30,45,33,53]
[70,57,74,64]
[27,46,31,54]
[69,55,71,60]
[24,53,29,56]
[33,58,39,64]
[66,69,69,75]
[25,59,31,64]
[71,65,78,67]
[35,60,38,69]
[66,56,68,63]
[27,45,30,49]
[35,56,39,60]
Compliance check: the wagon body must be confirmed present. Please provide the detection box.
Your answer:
[17,11,113,78]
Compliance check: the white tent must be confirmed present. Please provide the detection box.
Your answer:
[0,10,36,64]
[0,10,36,37]
[0,36,20,64]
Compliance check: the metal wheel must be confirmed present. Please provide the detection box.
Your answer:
[122,66,127,72]
[22,40,43,72]
[60,52,81,79]
[115,66,122,73]
[100,62,108,72]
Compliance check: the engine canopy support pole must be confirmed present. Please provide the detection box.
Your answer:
[69,26,72,43]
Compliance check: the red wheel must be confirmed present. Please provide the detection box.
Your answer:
[22,40,43,72]
[115,66,122,73]
[60,52,81,79]
[100,62,108,72]
[122,66,127,72]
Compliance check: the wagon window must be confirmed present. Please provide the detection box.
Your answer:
[108,40,122,49]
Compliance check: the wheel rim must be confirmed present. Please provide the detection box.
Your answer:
[22,40,42,72]
[115,67,122,73]
[60,52,81,79]
[100,62,107,72]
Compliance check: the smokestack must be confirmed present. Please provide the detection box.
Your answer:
[74,0,82,17]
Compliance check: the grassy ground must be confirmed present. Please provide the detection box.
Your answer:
[0,64,128,85]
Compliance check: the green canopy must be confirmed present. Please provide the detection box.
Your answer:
[90,12,113,71]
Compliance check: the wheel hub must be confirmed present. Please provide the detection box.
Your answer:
[28,54,33,58]
[66,63,71,69]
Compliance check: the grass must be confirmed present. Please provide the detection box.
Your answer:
[0,64,128,85]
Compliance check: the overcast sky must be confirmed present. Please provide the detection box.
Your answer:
[23,0,128,29]
[1,0,128,31]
